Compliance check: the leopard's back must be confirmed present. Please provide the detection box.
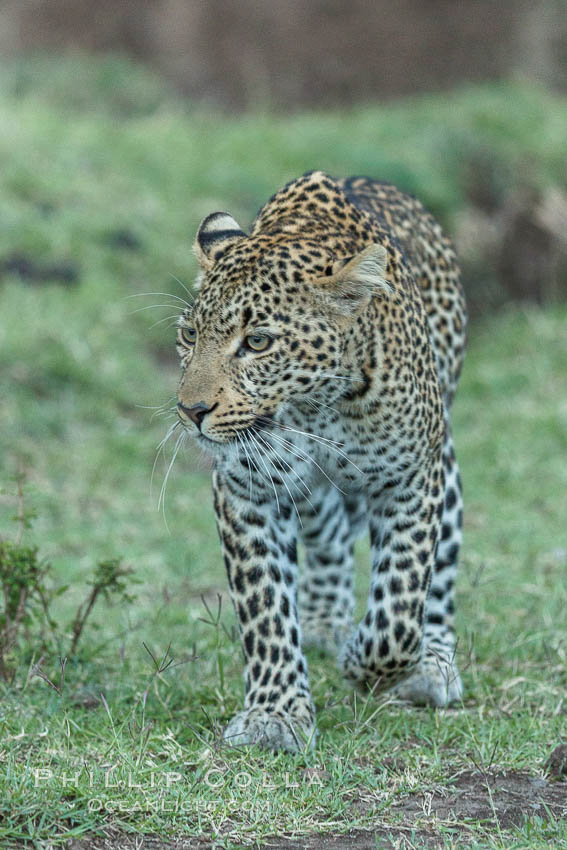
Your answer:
[338,176,467,406]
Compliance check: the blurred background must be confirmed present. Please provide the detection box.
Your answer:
[0,0,566,671]
[1,0,566,313]
[3,0,567,108]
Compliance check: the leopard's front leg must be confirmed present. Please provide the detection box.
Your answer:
[212,468,316,752]
[339,457,444,696]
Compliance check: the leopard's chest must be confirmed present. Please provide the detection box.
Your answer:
[253,404,386,494]
[219,397,415,506]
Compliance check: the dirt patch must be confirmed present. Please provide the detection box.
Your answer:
[392,769,566,831]
[65,770,567,850]
[103,228,143,251]
[1,252,79,286]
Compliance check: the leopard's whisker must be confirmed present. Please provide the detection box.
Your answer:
[154,413,177,426]
[135,396,176,411]
[286,427,362,473]
[234,431,254,505]
[125,291,193,307]
[256,418,363,474]
[242,431,264,481]
[158,428,186,532]
[302,396,341,420]
[254,432,314,524]
[151,407,177,421]
[247,430,280,515]
[261,428,347,497]
[151,420,181,499]
[168,273,195,303]
[304,395,342,417]
[243,431,277,507]
[253,415,345,448]
[149,314,183,330]
[128,304,188,316]
[255,431,313,502]
[254,432,302,524]
[149,404,178,422]
[156,420,181,452]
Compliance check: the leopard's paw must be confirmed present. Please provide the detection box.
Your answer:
[223,708,316,753]
[390,658,463,707]
[301,618,352,655]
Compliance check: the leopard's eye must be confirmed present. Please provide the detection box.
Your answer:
[180,326,197,346]
[245,334,271,352]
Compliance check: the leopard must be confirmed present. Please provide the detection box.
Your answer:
[174,170,467,752]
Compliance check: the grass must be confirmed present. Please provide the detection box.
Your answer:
[0,54,566,849]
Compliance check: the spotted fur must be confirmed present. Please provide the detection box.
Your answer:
[174,171,467,751]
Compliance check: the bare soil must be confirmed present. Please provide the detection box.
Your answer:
[66,769,567,850]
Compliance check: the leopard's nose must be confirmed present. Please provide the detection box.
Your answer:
[177,401,212,430]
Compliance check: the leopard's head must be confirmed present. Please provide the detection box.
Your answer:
[176,211,389,450]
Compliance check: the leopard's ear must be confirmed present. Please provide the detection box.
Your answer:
[193,212,246,270]
[315,244,391,315]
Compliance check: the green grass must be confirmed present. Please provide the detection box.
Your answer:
[0,55,566,849]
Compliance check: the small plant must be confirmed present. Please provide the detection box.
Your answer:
[69,557,138,656]
[0,539,53,681]
[198,593,238,700]
[0,474,139,683]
